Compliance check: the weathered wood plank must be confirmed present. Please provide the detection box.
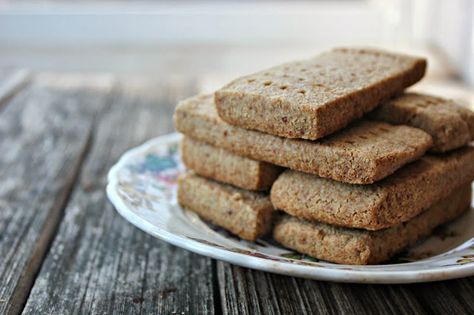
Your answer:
[22,80,216,314]
[407,277,474,314]
[0,69,30,107]
[219,262,470,315]
[0,73,115,315]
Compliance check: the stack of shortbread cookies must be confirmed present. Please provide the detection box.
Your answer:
[174,47,474,264]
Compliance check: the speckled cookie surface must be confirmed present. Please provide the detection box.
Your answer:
[372,92,474,152]
[271,145,474,230]
[215,47,426,140]
[181,137,282,191]
[177,173,274,241]
[174,94,432,184]
[273,185,471,265]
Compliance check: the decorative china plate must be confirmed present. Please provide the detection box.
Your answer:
[107,133,474,284]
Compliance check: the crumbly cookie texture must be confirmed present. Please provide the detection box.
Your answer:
[174,94,432,184]
[215,47,426,140]
[177,173,274,241]
[371,92,474,152]
[181,137,282,191]
[271,145,474,230]
[273,185,471,265]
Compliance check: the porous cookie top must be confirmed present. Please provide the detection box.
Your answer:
[319,120,431,160]
[383,93,474,136]
[217,48,425,111]
[372,92,474,152]
[385,92,466,111]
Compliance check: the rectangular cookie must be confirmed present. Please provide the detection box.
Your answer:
[174,94,432,184]
[371,92,474,152]
[271,145,474,230]
[273,185,471,265]
[215,47,426,140]
[181,137,282,191]
[177,172,274,241]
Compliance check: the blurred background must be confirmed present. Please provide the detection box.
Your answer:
[1,0,473,103]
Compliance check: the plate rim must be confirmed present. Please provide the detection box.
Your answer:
[106,132,474,284]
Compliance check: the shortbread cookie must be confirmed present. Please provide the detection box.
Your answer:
[372,93,474,152]
[177,173,274,241]
[174,94,432,184]
[273,185,471,265]
[181,137,282,190]
[215,47,426,140]
[271,145,474,230]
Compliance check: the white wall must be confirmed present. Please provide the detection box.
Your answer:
[0,1,472,84]
[0,1,379,47]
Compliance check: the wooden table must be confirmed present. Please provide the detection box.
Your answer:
[1,69,474,315]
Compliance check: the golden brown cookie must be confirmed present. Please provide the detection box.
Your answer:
[174,94,432,184]
[215,47,426,140]
[177,173,274,241]
[273,185,471,264]
[181,137,282,191]
[271,145,474,230]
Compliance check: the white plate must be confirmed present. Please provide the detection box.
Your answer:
[107,133,474,284]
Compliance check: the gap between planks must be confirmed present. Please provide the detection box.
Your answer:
[0,69,30,110]
[0,72,117,315]
[6,130,94,315]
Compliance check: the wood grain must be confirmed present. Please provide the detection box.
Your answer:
[21,80,216,314]
[217,262,474,314]
[0,69,30,108]
[0,74,115,315]
[408,277,474,314]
